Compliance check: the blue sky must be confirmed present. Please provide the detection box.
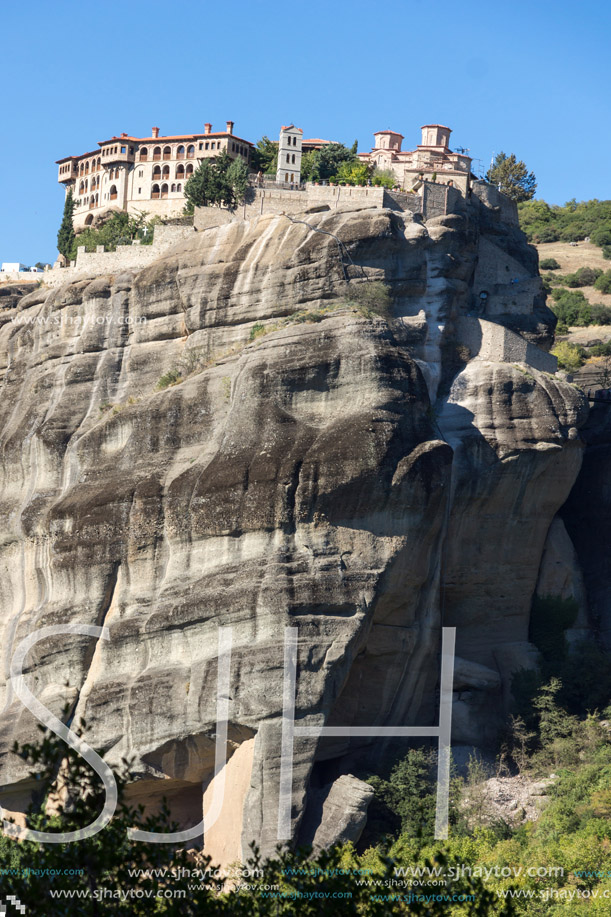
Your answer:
[2,0,610,265]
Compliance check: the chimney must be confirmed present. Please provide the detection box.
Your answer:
[226,120,234,134]
[204,123,212,135]
[152,126,160,139]
[121,132,128,138]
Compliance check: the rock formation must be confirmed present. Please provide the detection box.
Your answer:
[0,197,591,860]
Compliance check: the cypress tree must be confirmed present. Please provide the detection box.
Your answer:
[57,189,75,259]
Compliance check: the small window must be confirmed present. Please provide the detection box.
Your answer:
[171,183,176,192]
[177,183,182,191]
[205,142,209,150]
[199,142,203,150]
[138,170,143,177]
[286,153,290,163]
[138,187,141,194]
[291,154,295,164]
[211,142,216,150]
[121,146,126,153]
[187,144,195,158]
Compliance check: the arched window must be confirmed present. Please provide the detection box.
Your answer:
[109,185,118,200]
[185,163,194,177]
[176,164,185,179]
[152,165,161,180]
[187,144,195,159]
[176,183,182,192]
[160,183,168,199]
[162,164,170,178]
[171,183,176,192]
[140,147,148,161]
[80,163,84,175]
[290,173,294,182]
[291,154,295,164]
[177,145,185,158]
[151,183,160,199]
[85,162,89,174]
[286,153,290,163]
[97,157,101,169]
[85,214,94,225]
[285,173,289,182]
[79,181,84,194]
[163,146,171,160]
[153,146,161,161]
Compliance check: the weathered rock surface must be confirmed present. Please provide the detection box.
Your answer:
[0,202,589,858]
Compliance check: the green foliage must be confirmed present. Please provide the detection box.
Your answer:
[486,152,536,202]
[519,198,611,253]
[249,322,266,341]
[70,211,157,260]
[251,135,278,174]
[371,167,397,188]
[57,189,75,259]
[367,748,437,839]
[539,257,561,270]
[184,152,248,211]
[300,143,357,182]
[343,281,393,318]
[0,724,516,916]
[551,340,586,371]
[563,265,603,287]
[550,288,593,327]
[156,368,182,389]
[594,269,611,293]
[226,155,250,204]
[335,160,371,185]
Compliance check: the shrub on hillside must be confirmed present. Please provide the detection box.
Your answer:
[550,288,592,326]
[589,304,611,324]
[594,269,611,294]
[564,265,603,287]
[551,341,586,371]
[540,257,561,270]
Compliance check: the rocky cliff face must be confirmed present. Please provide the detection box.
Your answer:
[0,200,590,860]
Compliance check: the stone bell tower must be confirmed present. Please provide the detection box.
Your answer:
[276,124,303,184]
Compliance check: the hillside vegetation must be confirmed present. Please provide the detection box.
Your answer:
[519,199,611,256]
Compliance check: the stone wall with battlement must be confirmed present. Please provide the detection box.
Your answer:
[41,223,195,286]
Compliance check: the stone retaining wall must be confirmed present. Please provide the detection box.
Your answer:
[42,223,195,286]
[457,316,557,373]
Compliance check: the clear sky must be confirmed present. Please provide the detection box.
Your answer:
[2,0,610,265]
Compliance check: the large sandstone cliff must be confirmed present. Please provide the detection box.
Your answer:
[0,200,591,860]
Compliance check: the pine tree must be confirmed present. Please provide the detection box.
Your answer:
[486,152,537,202]
[57,189,75,259]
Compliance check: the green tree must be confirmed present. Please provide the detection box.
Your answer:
[226,156,250,205]
[594,270,611,293]
[184,153,249,212]
[486,152,537,202]
[335,160,371,185]
[302,143,358,182]
[250,136,278,174]
[371,167,396,189]
[57,189,75,259]
[551,340,585,371]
